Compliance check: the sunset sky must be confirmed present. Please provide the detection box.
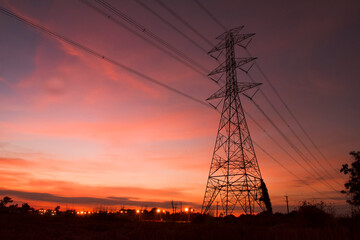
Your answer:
[0,0,359,214]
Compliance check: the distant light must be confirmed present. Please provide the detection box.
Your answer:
[136,210,140,213]
[157,209,161,213]
[184,208,189,212]
[162,210,165,213]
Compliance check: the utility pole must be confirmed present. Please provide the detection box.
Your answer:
[201,26,272,216]
[216,201,219,218]
[171,200,174,214]
[285,195,289,214]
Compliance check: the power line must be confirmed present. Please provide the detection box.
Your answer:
[245,110,316,178]
[0,7,210,109]
[192,0,227,31]
[245,49,344,179]
[246,73,343,187]
[246,96,341,194]
[253,142,339,201]
[79,0,214,83]
[95,0,208,72]
[216,106,339,201]
[155,0,214,47]
[245,110,342,199]
[134,0,209,53]
[0,6,341,203]
[93,0,209,73]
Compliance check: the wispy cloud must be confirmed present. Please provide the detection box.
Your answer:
[0,188,199,209]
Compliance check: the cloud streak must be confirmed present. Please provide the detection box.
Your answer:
[0,189,199,209]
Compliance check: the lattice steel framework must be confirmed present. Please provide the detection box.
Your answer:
[201,27,272,216]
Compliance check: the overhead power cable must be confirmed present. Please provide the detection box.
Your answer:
[79,0,215,83]
[214,107,339,200]
[208,110,337,201]
[93,0,209,73]
[0,7,210,109]
[245,110,317,179]
[97,0,207,69]
[253,142,339,201]
[246,73,343,187]
[155,0,215,47]
[192,0,227,31]
[0,6,341,203]
[134,0,208,54]
[246,97,341,194]
[217,104,341,200]
[245,110,343,200]
[246,49,344,178]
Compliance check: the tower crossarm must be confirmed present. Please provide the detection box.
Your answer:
[208,57,257,76]
[215,26,244,40]
[207,82,262,101]
[209,33,255,53]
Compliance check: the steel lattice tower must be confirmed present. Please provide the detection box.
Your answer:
[202,27,272,216]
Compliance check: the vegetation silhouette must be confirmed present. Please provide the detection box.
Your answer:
[0,196,359,239]
[296,201,334,227]
[341,151,360,207]
[0,196,13,207]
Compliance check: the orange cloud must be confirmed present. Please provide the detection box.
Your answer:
[0,157,31,167]
[0,107,216,143]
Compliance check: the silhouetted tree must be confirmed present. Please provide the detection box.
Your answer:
[55,206,60,214]
[0,196,13,208]
[340,151,360,206]
[8,204,18,212]
[21,203,31,213]
[297,201,334,227]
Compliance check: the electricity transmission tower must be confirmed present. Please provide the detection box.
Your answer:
[202,27,272,216]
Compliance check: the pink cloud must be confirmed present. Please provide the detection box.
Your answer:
[0,107,216,143]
